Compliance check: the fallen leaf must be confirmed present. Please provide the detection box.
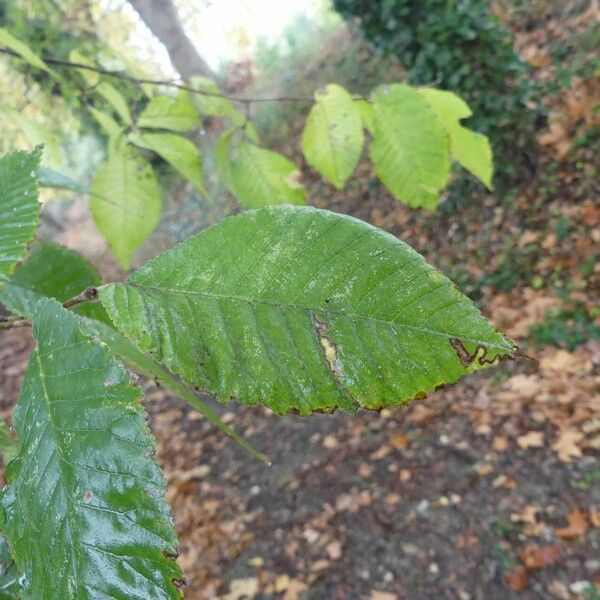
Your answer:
[322,435,338,449]
[492,474,517,489]
[492,436,509,452]
[591,507,600,529]
[555,507,589,539]
[511,506,541,524]
[283,579,308,600]
[224,577,259,600]
[390,433,409,451]
[326,540,342,560]
[552,430,584,463]
[370,592,398,600]
[520,544,562,570]
[517,431,545,450]
[504,565,529,591]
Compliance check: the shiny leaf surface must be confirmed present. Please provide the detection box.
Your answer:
[1,298,182,599]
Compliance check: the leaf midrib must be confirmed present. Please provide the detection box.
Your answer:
[112,282,513,352]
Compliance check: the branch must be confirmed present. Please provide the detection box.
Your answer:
[0,287,98,331]
[0,47,315,105]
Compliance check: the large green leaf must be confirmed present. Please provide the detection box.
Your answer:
[370,84,450,210]
[1,298,182,599]
[99,206,516,415]
[130,132,207,195]
[138,92,199,132]
[302,84,364,189]
[228,141,306,208]
[0,148,41,288]
[90,147,161,268]
[418,87,494,189]
[0,241,109,323]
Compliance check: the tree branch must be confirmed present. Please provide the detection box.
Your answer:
[0,47,315,105]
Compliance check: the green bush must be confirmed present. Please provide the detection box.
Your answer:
[333,0,540,190]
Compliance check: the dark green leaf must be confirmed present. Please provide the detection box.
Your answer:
[0,148,41,289]
[2,298,182,599]
[0,241,109,323]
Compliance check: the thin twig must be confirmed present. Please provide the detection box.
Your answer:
[0,47,316,105]
[0,318,31,331]
[62,286,99,308]
[0,287,98,331]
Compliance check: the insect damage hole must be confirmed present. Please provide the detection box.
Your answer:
[312,316,343,379]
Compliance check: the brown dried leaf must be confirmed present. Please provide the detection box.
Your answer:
[504,565,529,591]
[555,508,589,539]
[552,429,584,463]
[517,431,545,450]
[520,544,562,570]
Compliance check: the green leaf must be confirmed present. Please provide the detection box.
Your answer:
[215,129,235,191]
[370,84,451,210]
[130,132,207,195]
[418,87,494,189]
[68,49,100,87]
[8,112,64,169]
[77,316,267,463]
[88,107,124,155]
[138,92,199,132]
[0,241,109,323]
[189,76,244,124]
[0,148,41,288]
[90,147,161,268]
[96,82,131,124]
[0,28,54,76]
[228,141,306,208]
[1,298,182,598]
[302,84,364,189]
[355,99,374,135]
[38,168,86,192]
[0,419,18,463]
[99,206,516,415]
[0,536,19,599]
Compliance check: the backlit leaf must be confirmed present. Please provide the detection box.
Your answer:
[370,84,450,210]
[419,87,494,189]
[130,132,207,195]
[138,92,199,132]
[228,141,306,208]
[302,84,364,189]
[90,147,161,268]
[0,28,54,75]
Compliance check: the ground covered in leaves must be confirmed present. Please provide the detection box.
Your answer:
[1,1,599,599]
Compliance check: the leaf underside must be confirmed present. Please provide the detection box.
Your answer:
[302,84,364,189]
[370,84,450,210]
[1,298,182,599]
[100,206,516,416]
[0,148,41,288]
[90,147,161,269]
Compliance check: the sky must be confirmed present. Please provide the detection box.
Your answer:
[117,0,321,75]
